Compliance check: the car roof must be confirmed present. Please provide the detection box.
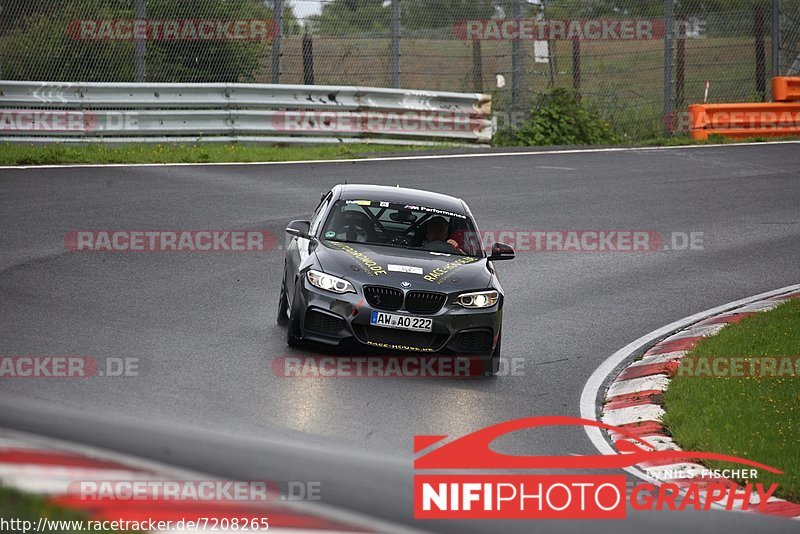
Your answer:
[334,184,467,215]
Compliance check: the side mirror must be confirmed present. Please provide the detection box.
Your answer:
[488,242,515,261]
[286,220,311,240]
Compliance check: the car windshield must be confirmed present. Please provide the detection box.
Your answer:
[320,199,483,257]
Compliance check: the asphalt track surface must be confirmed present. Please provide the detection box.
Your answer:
[1,143,799,532]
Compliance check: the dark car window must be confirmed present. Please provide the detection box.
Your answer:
[320,199,483,257]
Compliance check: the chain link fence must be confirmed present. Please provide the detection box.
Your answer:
[1,0,799,140]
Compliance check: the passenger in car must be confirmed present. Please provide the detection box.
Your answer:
[422,216,464,254]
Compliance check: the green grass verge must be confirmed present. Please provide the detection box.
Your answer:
[0,142,431,166]
[0,485,132,533]
[663,298,800,502]
[2,136,798,166]
[634,135,800,147]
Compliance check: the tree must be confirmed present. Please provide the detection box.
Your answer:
[0,0,293,82]
[307,0,391,36]
[402,0,497,31]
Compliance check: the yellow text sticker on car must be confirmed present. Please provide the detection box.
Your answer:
[331,242,388,276]
[424,256,479,283]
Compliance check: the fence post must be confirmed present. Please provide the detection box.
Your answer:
[663,0,675,136]
[303,34,314,85]
[511,0,525,114]
[572,37,581,102]
[676,14,686,109]
[271,0,283,84]
[134,0,147,82]
[391,0,401,89]
[756,3,767,101]
[472,40,483,93]
[772,0,781,77]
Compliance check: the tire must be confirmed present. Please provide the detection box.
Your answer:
[484,331,501,377]
[276,274,290,326]
[286,279,303,347]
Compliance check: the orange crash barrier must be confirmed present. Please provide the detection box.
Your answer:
[773,77,800,102]
[689,103,800,141]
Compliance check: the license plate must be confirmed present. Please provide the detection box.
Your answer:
[370,311,433,332]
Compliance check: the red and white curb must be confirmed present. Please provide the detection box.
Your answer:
[0,428,415,533]
[580,284,800,520]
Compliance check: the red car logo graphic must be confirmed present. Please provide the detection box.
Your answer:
[414,415,782,473]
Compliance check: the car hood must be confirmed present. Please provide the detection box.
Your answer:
[314,240,493,292]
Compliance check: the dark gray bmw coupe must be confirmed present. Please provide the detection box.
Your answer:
[277,184,514,375]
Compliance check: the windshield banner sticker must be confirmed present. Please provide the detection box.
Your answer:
[344,200,468,220]
[403,204,468,220]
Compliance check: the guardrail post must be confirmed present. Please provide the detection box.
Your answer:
[772,0,781,77]
[663,0,675,136]
[391,0,401,89]
[271,0,284,84]
[134,0,147,82]
[303,34,315,85]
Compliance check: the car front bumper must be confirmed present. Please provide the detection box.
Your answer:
[294,279,502,356]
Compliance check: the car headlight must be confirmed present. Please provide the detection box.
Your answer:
[455,290,499,308]
[307,270,356,294]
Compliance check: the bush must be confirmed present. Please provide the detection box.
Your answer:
[495,88,619,147]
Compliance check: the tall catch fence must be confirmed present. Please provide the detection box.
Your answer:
[1,0,799,140]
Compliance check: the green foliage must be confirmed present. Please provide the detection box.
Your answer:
[0,486,98,534]
[543,0,765,18]
[0,0,136,81]
[495,88,619,146]
[145,0,272,83]
[0,0,288,82]
[402,0,497,31]
[0,142,422,166]
[307,0,391,36]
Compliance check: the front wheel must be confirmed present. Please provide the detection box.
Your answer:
[276,275,290,326]
[484,332,501,377]
[286,279,303,347]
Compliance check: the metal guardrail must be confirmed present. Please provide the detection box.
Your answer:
[0,82,493,145]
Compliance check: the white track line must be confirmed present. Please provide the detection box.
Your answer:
[1,140,799,170]
[580,284,800,489]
